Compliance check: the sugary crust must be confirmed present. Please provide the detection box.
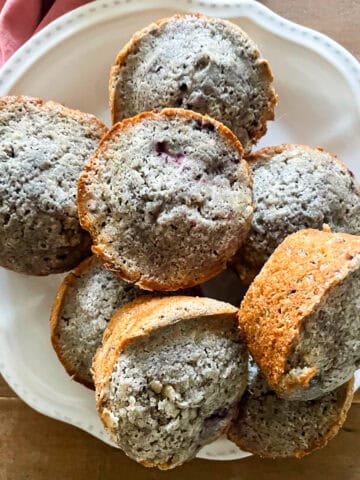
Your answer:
[78,107,252,291]
[228,377,354,458]
[93,295,238,394]
[109,13,277,143]
[238,229,360,394]
[93,296,238,468]
[50,256,99,389]
[0,95,107,137]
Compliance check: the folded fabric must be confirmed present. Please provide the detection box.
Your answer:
[0,0,92,66]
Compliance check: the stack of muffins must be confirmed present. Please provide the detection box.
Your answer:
[0,14,359,470]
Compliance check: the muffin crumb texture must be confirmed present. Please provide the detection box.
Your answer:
[105,317,248,468]
[239,229,360,400]
[0,96,107,275]
[79,110,253,290]
[235,145,360,282]
[228,360,354,458]
[111,14,277,152]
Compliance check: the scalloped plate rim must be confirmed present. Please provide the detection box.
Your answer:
[0,0,359,463]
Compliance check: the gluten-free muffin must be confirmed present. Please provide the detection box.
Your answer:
[0,96,107,275]
[110,13,277,153]
[239,229,360,401]
[228,359,354,458]
[50,256,201,388]
[234,145,360,283]
[93,296,248,469]
[78,108,253,291]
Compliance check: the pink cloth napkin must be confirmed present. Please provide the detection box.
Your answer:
[0,0,93,66]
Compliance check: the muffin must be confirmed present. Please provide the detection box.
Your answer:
[78,108,253,291]
[234,145,360,283]
[0,96,107,275]
[238,228,360,400]
[228,360,354,458]
[110,13,277,153]
[93,296,248,469]
[50,256,201,388]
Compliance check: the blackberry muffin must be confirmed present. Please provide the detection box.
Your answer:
[0,96,107,275]
[50,256,201,388]
[110,13,277,153]
[78,108,253,291]
[239,229,360,401]
[234,145,360,283]
[228,360,354,458]
[93,296,248,469]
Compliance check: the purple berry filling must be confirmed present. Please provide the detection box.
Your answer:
[155,141,185,165]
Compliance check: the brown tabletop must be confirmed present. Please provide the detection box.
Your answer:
[1,1,360,479]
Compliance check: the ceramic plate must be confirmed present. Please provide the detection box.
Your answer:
[0,0,359,462]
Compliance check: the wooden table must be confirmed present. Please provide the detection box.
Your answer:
[1,1,359,479]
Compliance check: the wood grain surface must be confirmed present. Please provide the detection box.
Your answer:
[1,1,359,479]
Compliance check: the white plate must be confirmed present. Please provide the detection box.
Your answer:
[0,0,359,463]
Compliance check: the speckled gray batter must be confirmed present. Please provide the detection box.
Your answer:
[236,146,360,280]
[230,360,351,458]
[111,15,276,153]
[55,257,143,386]
[0,98,106,275]
[54,257,201,386]
[284,266,360,400]
[106,318,248,468]
[82,112,253,290]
